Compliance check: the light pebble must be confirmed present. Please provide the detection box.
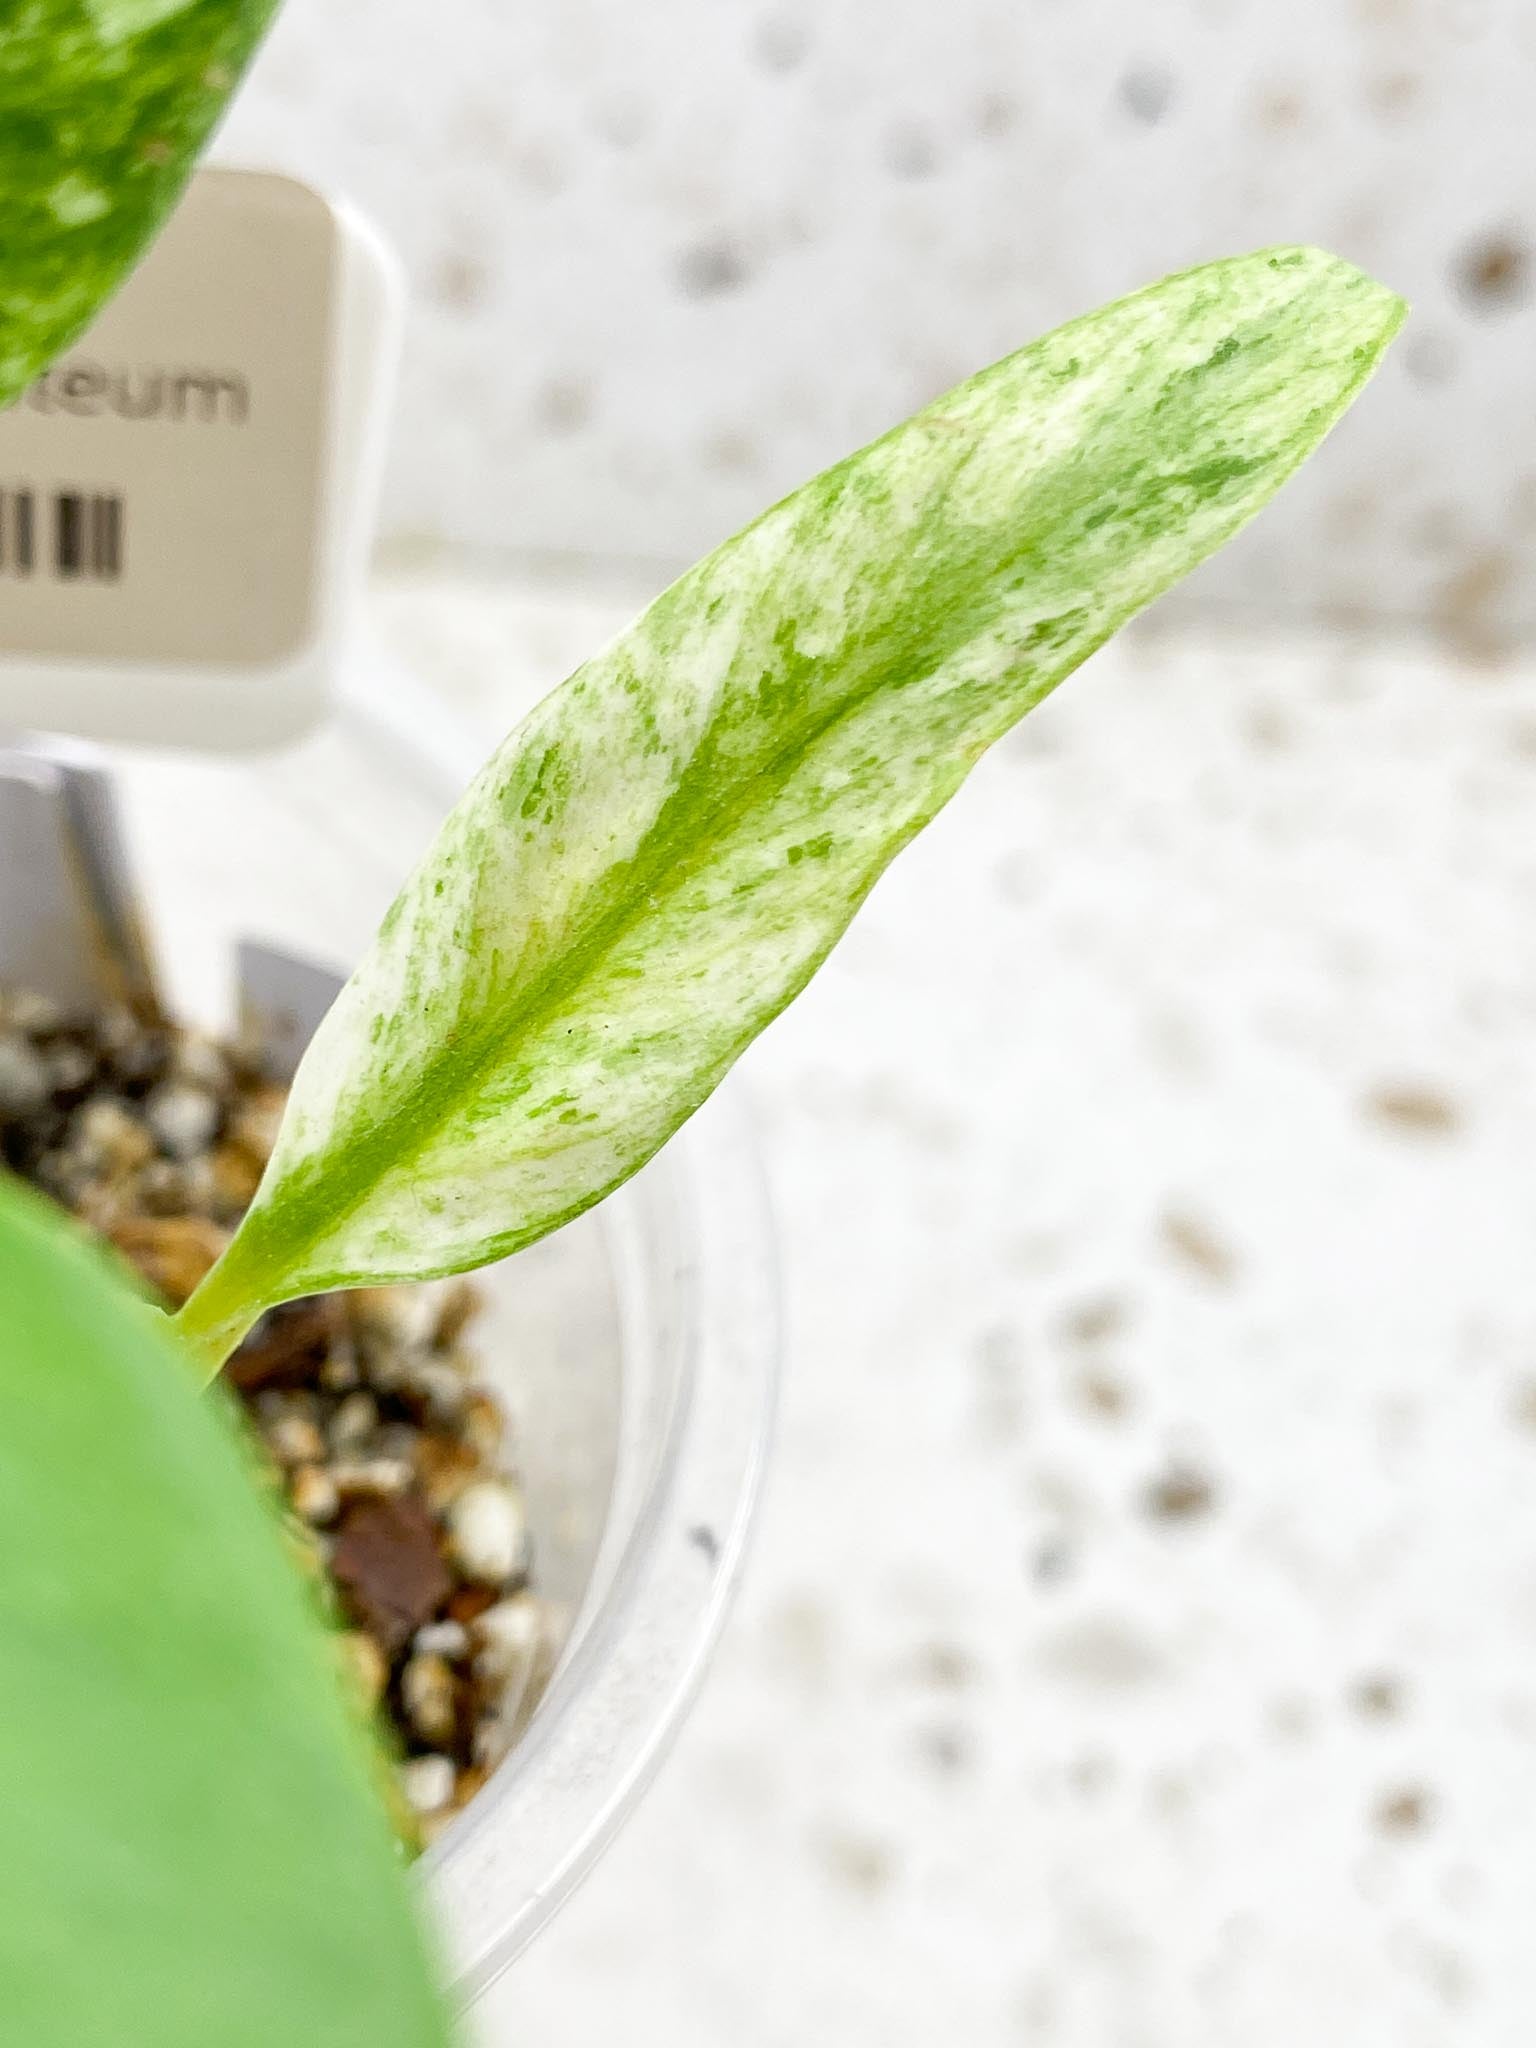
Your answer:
[399,1753,456,1816]
[318,1345,362,1393]
[406,1358,467,1421]
[3,990,60,1035]
[145,1081,220,1160]
[95,1006,141,1056]
[265,1413,327,1467]
[330,1456,413,1497]
[351,1283,446,1352]
[414,1618,470,1660]
[290,1464,340,1525]
[461,1390,504,1463]
[0,1034,48,1116]
[446,1479,527,1584]
[69,1096,152,1174]
[359,1343,408,1396]
[34,1150,86,1205]
[44,1043,94,1096]
[401,1653,458,1747]
[136,1156,215,1215]
[170,1031,232,1094]
[472,1591,545,1684]
[328,1390,378,1450]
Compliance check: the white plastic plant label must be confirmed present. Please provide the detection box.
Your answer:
[0,167,400,751]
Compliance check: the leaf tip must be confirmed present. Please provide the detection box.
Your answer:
[1257,242,1409,351]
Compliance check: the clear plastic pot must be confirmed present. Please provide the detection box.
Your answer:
[100,673,779,2011]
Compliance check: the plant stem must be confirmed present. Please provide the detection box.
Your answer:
[174,1254,266,1384]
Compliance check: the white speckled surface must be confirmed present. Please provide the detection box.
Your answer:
[369,574,1536,2045]
[219,0,1536,636]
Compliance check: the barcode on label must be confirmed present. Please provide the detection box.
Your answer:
[0,488,123,581]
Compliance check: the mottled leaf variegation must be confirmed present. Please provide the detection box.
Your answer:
[179,246,1404,1365]
[0,0,279,406]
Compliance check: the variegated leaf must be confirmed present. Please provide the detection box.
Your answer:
[0,0,278,405]
[179,247,1404,1363]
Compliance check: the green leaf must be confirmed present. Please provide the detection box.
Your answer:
[0,0,278,405]
[0,1176,453,2048]
[179,246,1404,1361]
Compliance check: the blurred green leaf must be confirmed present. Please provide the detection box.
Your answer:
[0,0,279,403]
[0,1175,453,2047]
